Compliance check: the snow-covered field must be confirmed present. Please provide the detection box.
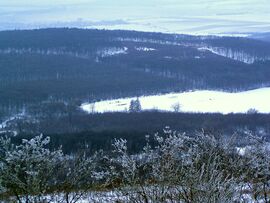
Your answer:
[81,88,270,114]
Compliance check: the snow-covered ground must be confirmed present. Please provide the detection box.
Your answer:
[17,186,265,203]
[97,47,128,58]
[135,47,156,52]
[198,47,267,64]
[0,112,26,136]
[81,88,270,114]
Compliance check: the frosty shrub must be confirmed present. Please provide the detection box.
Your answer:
[0,135,103,203]
[0,135,63,202]
[0,128,269,202]
[108,127,242,203]
[241,133,270,202]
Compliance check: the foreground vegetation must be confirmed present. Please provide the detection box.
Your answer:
[0,127,269,202]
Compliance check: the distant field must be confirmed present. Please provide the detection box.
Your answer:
[81,88,270,114]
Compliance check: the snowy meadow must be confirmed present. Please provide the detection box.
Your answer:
[81,88,270,114]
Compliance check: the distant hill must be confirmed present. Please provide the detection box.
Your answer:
[0,28,270,118]
[250,32,270,42]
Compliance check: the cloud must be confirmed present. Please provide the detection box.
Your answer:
[0,0,270,34]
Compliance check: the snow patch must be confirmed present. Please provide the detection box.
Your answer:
[81,88,270,114]
[164,56,173,59]
[0,48,93,59]
[116,37,193,47]
[135,47,156,52]
[97,47,128,57]
[198,47,270,64]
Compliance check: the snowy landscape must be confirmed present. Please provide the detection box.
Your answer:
[0,1,270,202]
[1,0,270,35]
[81,87,270,114]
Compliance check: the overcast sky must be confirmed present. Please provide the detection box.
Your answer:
[1,0,270,34]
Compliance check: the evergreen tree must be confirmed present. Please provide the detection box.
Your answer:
[129,98,142,112]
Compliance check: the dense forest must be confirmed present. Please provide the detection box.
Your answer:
[0,28,270,155]
[6,112,270,153]
[1,28,270,118]
[0,28,270,202]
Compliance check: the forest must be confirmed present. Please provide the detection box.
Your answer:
[1,28,270,118]
[0,28,270,155]
[5,111,270,153]
[0,29,270,202]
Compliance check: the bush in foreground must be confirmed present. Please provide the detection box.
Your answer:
[0,128,269,202]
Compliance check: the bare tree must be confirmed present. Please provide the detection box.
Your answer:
[108,127,239,202]
[0,128,269,202]
[0,135,63,203]
[171,102,181,112]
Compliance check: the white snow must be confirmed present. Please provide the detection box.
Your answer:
[135,47,156,52]
[0,48,92,59]
[198,47,270,64]
[236,147,250,156]
[0,116,18,129]
[97,47,128,58]
[0,112,26,136]
[164,56,173,60]
[81,88,270,114]
[45,191,128,203]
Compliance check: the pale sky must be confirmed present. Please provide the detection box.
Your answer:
[1,0,270,34]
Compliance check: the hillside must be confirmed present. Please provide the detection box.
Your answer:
[0,28,270,119]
